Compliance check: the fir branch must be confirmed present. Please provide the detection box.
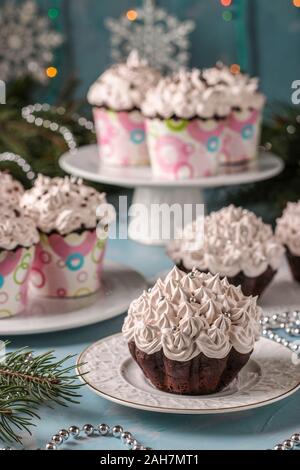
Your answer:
[0,345,83,444]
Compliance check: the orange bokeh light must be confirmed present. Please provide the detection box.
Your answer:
[127,10,138,21]
[46,66,58,78]
[220,0,232,6]
[293,0,300,7]
[230,64,241,75]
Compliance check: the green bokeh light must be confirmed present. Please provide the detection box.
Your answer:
[48,8,60,20]
[222,10,233,22]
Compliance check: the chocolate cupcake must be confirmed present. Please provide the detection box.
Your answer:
[123,267,261,395]
[167,205,285,297]
[276,201,300,283]
[21,175,110,298]
[0,171,24,208]
[87,50,161,167]
[0,205,39,317]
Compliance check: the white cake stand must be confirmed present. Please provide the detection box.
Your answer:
[60,144,283,246]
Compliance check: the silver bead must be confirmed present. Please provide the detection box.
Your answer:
[45,443,57,450]
[272,314,278,322]
[262,317,270,325]
[291,433,300,444]
[121,431,132,444]
[112,425,123,438]
[292,328,300,336]
[68,426,80,438]
[132,444,144,451]
[83,424,94,436]
[283,439,294,450]
[52,435,63,446]
[273,444,285,450]
[189,297,197,303]
[98,423,110,435]
[285,327,292,335]
[282,340,289,348]
[290,343,299,352]
[268,332,275,340]
[58,429,69,441]
[262,329,268,337]
[126,437,135,449]
[189,272,196,279]
[147,288,152,293]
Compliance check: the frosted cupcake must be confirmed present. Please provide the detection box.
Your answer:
[202,64,266,173]
[142,68,232,180]
[276,201,300,283]
[21,175,109,298]
[0,171,24,207]
[87,51,161,167]
[123,267,261,395]
[168,205,284,297]
[0,205,39,317]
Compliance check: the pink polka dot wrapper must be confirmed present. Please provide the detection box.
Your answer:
[0,246,35,318]
[219,109,262,174]
[93,107,150,167]
[30,230,107,298]
[145,118,226,180]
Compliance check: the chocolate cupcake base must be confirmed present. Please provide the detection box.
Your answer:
[177,262,276,298]
[129,341,251,395]
[286,248,300,283]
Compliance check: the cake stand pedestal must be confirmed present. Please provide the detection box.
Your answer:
[60,144,283,246]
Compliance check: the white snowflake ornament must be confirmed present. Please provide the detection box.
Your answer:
[0,0,63,83]
[106,0,195,73]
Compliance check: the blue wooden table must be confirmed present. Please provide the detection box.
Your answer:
[5,238,300,450]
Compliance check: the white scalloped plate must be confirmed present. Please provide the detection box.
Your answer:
[77,334,300,414]
[0,262,147,336]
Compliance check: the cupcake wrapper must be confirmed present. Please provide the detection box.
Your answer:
[286,248,300,283]
[0,246,35,318]
[93,107,149,167]
[146,118,226,180]
[220,109,262,173]
[177,262,276,297]
[129,341,251,395]
[30,230,107,298]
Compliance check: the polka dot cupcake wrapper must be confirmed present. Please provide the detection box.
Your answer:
[30,230,107,299]
[93,108,150,167]
[146,118,226,180]
[0,246,35,318]
[220,109,262,170]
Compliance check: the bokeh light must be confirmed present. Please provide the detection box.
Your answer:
[127,10,138,21]
[222,10,233,21]
[293,0,300,7]
[220,0,232,6]
[230,64,241,74]
[46,66,58,78]
[48,8,60,19]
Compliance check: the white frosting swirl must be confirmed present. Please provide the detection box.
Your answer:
[0,171,24,208]
[276,201,300,256]
[123,266,262,361]
[168,205,284,277]
[21,175,107,235]
[0,205,39,251]
[142,65,265,119]
[87,50,161,111]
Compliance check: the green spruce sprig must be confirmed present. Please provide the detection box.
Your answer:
[0,345,82,444]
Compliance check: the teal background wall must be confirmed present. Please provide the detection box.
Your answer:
[5,0,300,104]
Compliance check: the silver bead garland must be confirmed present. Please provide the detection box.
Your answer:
[0,423,150,451]
[273,433,300,451]
[0,152,36,180]
[260,310,300,360]
[21,103,95,155]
